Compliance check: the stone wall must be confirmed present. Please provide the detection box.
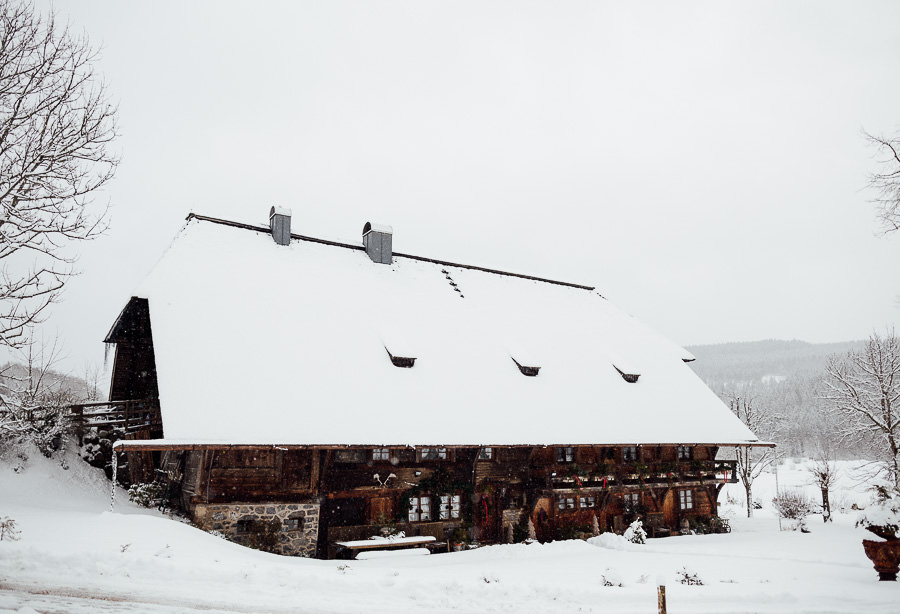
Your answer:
[193,501,320,557]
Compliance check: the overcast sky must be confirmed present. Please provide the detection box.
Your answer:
[12,0,900,376]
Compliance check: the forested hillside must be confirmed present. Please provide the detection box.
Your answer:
[686,339,865,457]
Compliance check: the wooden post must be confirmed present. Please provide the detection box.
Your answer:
[657,584,667,614]
[72,405,84,445]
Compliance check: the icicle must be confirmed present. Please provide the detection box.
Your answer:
[104,342,112,369]
[110,450,118,512]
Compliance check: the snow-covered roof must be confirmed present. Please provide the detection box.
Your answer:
[119,214,759,447]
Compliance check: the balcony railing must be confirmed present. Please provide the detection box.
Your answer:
[550,459,738,489]
[67,398,161,442]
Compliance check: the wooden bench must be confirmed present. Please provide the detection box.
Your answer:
[334,535,438,560]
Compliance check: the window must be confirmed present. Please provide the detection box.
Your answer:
[408,496,431,521]
[334,449,366,463]
[420,447,447,461]
[623,446,638,462]
[372,448,390,461]
[284,516,303,531]
[477,447,493,460]
[439,495,461,519]
[579,495,596,508]
[624,492,640,506]
[557,496,576,511]
[679,489,693,510]
[556,447,574,463]
[677,445,693,460]
[235,518,253,534]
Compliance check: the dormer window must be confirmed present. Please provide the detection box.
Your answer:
[614,365,640,383]
[385,347,415,368]
[512,357,540,377]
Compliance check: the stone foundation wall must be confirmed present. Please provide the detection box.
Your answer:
[193,501,320,557]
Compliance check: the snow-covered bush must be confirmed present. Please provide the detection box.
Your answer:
[0,402,69,459]
[127,481,166,508]
[0,516,21,542]
[623,519,646,544]
[856,486,900,539]
[677,567,704,586]
[601,567,623,587]
[772,490,813,531]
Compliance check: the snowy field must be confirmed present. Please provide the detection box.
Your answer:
[1,448,898,614]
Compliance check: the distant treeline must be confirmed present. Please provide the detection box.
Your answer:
[687,339,865,458]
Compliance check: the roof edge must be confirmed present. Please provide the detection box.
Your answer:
[115,440,775,451]
[185,213,596,291]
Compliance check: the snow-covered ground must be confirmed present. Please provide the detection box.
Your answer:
[1,448,898,614]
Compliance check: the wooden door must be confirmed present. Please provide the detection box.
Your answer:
[370,497,393,525]
[532,496,553,543]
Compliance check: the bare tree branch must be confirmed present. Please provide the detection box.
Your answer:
[729,394,782,518]
[819,329,900,491]
[864,129,900,236]
[0,0,118,349]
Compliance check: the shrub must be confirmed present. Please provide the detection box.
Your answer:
[512,513,531,543]
[856,486,900,539]
[772,490,814,526]
[0,517,21,542]
[677,566,704,585]
[623,519,646,544]
[127,481,167,508]
[689,517,710,535]
[601,568,623,587]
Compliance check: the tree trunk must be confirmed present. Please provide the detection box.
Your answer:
[745,482,752,518]
[821,487,831,523]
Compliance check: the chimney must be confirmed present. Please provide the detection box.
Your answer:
[362,222,393,264]
[269,206,291,246]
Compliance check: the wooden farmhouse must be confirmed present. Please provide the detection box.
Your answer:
[107,209,766,558]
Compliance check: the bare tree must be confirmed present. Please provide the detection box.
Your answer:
[0,0,118,349]
[0,333,77,458]
[820,329,900,491]
[864,130,900,235]
[730,395,780,517]
[807,451,839,523]
[803,402,843,522]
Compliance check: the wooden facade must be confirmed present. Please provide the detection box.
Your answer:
[125,441,737,558]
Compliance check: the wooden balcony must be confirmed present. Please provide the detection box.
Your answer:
[550,459,738,491]
[67,398,162,442]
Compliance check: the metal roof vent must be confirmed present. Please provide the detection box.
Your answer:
[362,222,393,264]
[269,206,292,246]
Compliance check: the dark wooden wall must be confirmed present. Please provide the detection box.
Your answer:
[161,444,731,549]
